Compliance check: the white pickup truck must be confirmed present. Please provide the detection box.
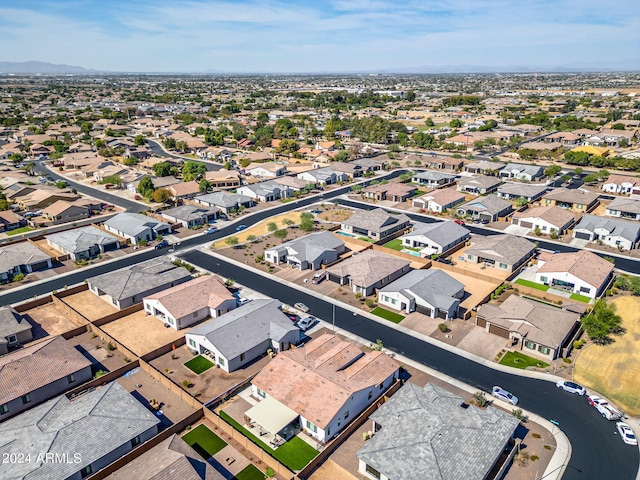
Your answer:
[588,395,623,420]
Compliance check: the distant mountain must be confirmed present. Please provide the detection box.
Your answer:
[386,60,640,74]
[0,61,98,74]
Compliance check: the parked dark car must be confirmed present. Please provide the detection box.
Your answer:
[154,240,169,250]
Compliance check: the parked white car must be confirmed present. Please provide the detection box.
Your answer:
[588,395,623,420]
[492,386,519,406]
[616,422,638,445]
[556,380,586,395]
[236,297,252,306]
[297,316,316,332]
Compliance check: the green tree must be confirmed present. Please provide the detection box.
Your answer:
[300,212,314,232]
[152,162,171,177]
[425,117,435,127]
[333,150,351,162]
[274,229,288,242]
[225,236,239,248]
[101,175,123,187]
[283,219,295,227]
[405,90,416,102]
[175,140,188,153]
[152,188,172,203]
[449,118,463,128]
[181,161,207,181]
[199,178,212,192]
[134,134,146,146]
[544,165,562,177]
[9,153,24,164]
[137,176,155,198]
[163,137,176,150]
[581,299,623,345]
[267,222,278,232]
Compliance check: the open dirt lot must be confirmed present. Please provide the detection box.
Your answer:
[61,289,119,321]
[101,310,184,356]
[574,295,640,415]
[66,329,127,372]
[21,303,87,340]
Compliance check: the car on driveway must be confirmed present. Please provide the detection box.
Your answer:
[556,380,586,395]
[236,225,247,231]
[297,316,316,331]
[616,422,638,445]
[454,219,465,226]
[588,395,623,420]
[492,386,519,405]
[204,226,218,234]
[237,297,251,306]
[294,302,310,313]
[154,240,169,250]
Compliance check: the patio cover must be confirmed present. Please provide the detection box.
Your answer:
[246,396,299,435]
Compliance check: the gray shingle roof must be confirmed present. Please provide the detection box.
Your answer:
[458,175,501,189]
[379,269,464,312]
[0,382,160,480]
[266,231,344,264]
[500,163,543,177]
[458,195,512,215]
[0,307,31,344]
[342,208,411,233]
[195,191,253,208]
[45,226,120,254]
[357,382,519,480]
[466,234,536,265]
[326,250,411,288]
[412,170,456,182]
[161,205,219,222]
[574,214,640,241]
[497,182,549,198]
[403,221,470,248]
[104,212,170,237]
[607,196,640,215]
[0,242,51,273]
[187,299,299,360]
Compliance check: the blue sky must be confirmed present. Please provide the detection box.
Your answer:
[0,0,638,72]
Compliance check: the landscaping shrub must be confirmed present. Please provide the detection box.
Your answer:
[438,323,448,333]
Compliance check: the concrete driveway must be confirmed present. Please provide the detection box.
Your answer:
[455,324,510,361]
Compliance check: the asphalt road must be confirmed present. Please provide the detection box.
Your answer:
[179,250,639,480]
[146,139,222,172]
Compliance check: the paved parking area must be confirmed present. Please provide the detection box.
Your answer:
[61,289,119,321]
[455,323,510,361]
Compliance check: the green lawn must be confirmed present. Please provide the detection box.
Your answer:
[279,198,294,203]
[371,307,405,324]
[358,237,375,242]
[383,239,404,251]
[499,351,549,370]
[234,464,265,480]
[220,411,318,470]
[514,279,549,292]
[6,226,34,236]
[570,293,592,303]
[182,424,227,458]
[184,355,215,375]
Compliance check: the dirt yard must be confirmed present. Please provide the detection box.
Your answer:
[61,289,119,321]
[574,295,640,415]
[101,310,184,356]
[21,303,87,340]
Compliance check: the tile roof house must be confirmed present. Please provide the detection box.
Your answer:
[0,381,160,479]
[105,434,225,480]
[326,250,411,296]
[535,250,614,299]
[362,182,417,202]
[15,189,81,211]
[456,195,513,222]
[143,275,236,330]
[464,160,506,175]
[204,170,241,188]
[496,183,549,202]
[542,188,599,213]
[606,196,640,221]
[400,221,470,256]
[104,212,172,244]
[185,299,300,373]
[411,187,465,213]
[193,191,255,214]
[0,210,26,233]
[0,242,53,283]
[0,307,32,356]
[236,180,293,202]
[498,163,544,181]
[40,200,91,224]
[511,205,576,234]
[273,175,313,191]
[87,257,192,309]
[573,214,640,251]
[602,174,639,194]
[245,161,287,178]
[476,294,582,360]
[160,204,219,228]
[167,181,201,200]
[465,234,536,272]
[456,175,502,195]
[410,170,457,188]
[297,167,346,185]
[251,334,400,443]
[0,336,92,420]
[357,382,519,480]
[265,231,346,270]
[378,269,465,319]
[45,225,121,261]
[340,208,411,241]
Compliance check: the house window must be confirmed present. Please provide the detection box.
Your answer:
[538,345,551,355]
[81,465,92,478]
[576,204,583,209]
[524,340,536,350]
[344,411,350,419]
[365,463,382,479]
[499,262,507,269]
[256,388,266,398]
[368,391,373,400]
[131,435,141,448]
[189,339,196,348]
[6,334,17,345]
[21,394,31,405]
[306,420,317,433]
[193,311,198,318]
[580,287,591,294]
[0,404,8,415]
[240,353,246,362]
[218,357,225,367]
[326,427,331,436]
[390,298,397,305]
[67,374,76,384]
[540,276,547,283]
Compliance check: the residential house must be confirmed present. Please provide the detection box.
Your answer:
[185,299,300,373]
[535,250,614,299]
[464,160,505,175]
[464,235,536,272]
[357,382,519,480]
[265,231,345,270]
[0,336,92,420]
[40,200,90,224]
[297,167,346,186]
[412,187,465,213]
[511,205,576,234]
[602,174,639,194]
[456,196,513,222]
[245,161,287,178]
[251,334,400,443]
[273,175,311,191]
[143,275,236,330]
[378,269,464,319]
[331,162,364,179]
[0,242,53,282]
[542,188,599,213]
[236,180,293,202]
[160,204,219,228]
[326,250,411,296]
[362,182,417,202]
[497,183,548,202]
[476,295,582,360]
[15,189,80,211]
[545,132,581,146]
[498,163,544,182]
[401,221,470,256]
[126,175,180,194]
[45,225,120,260]
[340,208,411,241]
[0,382,160,479]
[606,197,640,221]
[194,191,255,213]
[167,181,201,201]
[104,212,171,244]
[457,175,502,195]
[204,170,241,188]
[105,434,225,480]
[0,210,26,233]
[425,155,464,171]
[411,170,457,188]
[352,157,388,171]
[0,307,32,356]
[87,257,192,309]
[573,214,640,250]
